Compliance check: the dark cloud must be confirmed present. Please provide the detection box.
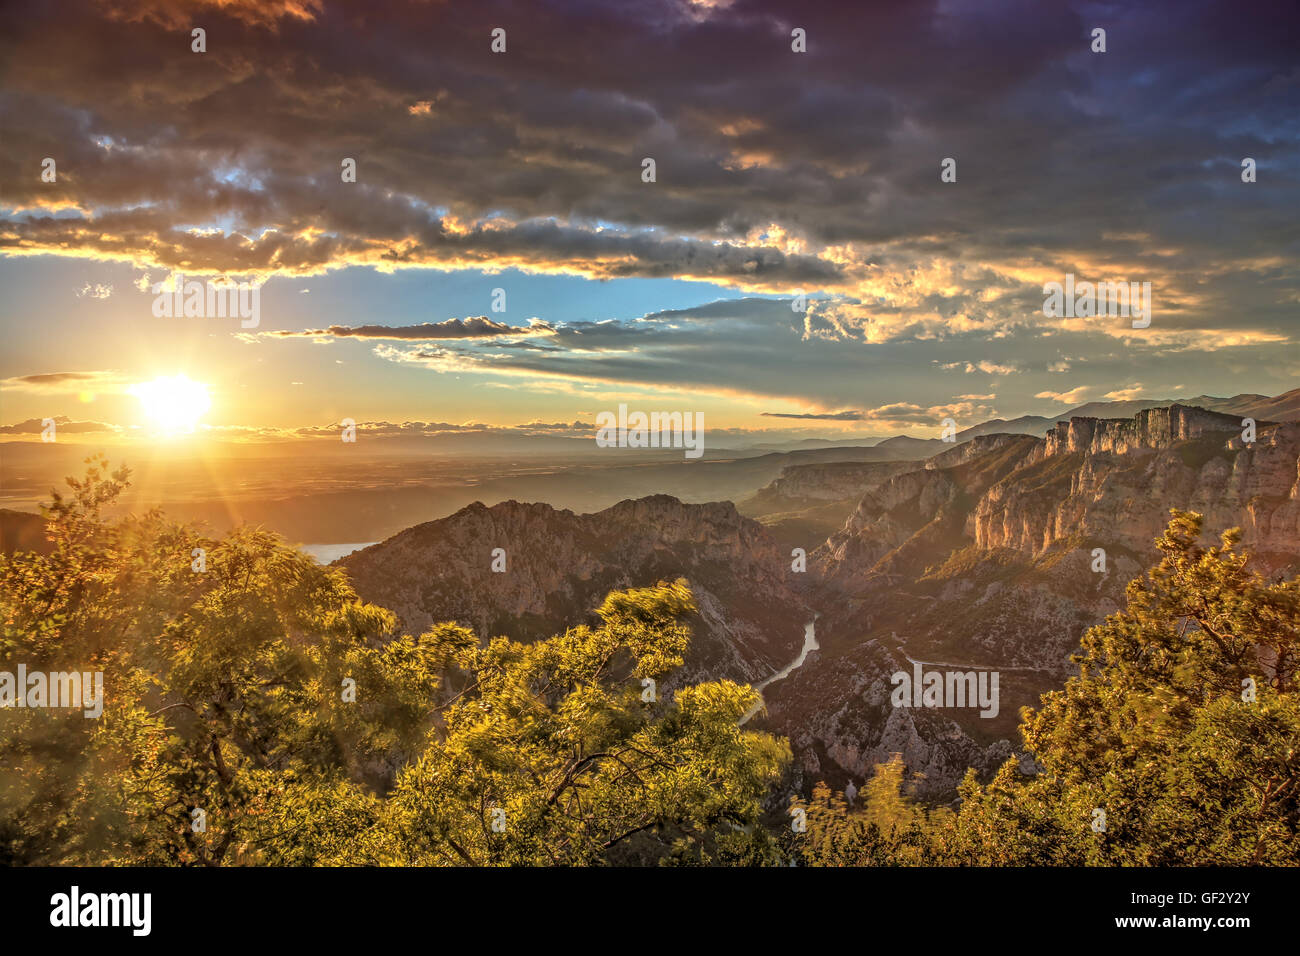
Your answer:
[761,410,864,420]
[519,419,593,431]
[363,294,1299,422]
[1,370,128,391]
[285,419,593,438]
[0,0,1292,349]
[265,317,554,340]
[0,0,1297,429]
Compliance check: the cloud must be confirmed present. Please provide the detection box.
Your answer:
[0,370,132,394]
[2,0,1298,435]
[1104,384,1147,401]
[0,416,118,434]
[0,0,1292,355]
[100,0,324,30]
[940,360,1018,376]
[340,295,1289,427]
[264,317,556,341]
[761,410,864,421]
[518,419,594,431]
[1036,387,1093,404]
[285,419,597,439]
[859,400,997,429]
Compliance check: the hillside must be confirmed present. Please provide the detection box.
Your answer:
[751,404,1300,797]
[339,494,812,687]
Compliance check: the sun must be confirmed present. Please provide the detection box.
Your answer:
[130,375,212,434]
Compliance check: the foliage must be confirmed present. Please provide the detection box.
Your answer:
[0,458,789,865]
[789,756,955,866]
[4,463,1294,867]
[793,509,1299,866]
[951,510,1299,865]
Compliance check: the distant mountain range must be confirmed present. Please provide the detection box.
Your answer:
[950,388,1300,444]
[735,388,1300,452]
[4,390,1296,552]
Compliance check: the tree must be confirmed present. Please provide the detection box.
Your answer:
[951,510,1299,865]
[789,756,955,866]
[0,458,790,865]
[354,581,791,866]
[797,510,1299,866]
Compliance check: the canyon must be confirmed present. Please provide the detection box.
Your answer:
[336,393,1300,800]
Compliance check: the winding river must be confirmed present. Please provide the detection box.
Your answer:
[740,619,819,725]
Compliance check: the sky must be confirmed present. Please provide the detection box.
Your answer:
[1,0,1297,444]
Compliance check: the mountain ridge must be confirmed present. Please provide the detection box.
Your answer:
[338,493,813,688]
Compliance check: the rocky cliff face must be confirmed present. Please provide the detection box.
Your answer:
[975,414,1300,561]
[768,406,1300,798]
[924,433,1030,470]
[339,494,811,686]
[818,435,1039,589]
[1037,404,1244,458]
[737,459,923,556]
[761,460,916,501]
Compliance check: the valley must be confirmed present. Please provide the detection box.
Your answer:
[6,390,1298,802]
[333,393,1300,799]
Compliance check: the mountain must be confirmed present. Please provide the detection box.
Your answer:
[753,404,1300,797]
[338,495,813,687]
[974,406,1298,560]
[873,435,944,455]
[745,437,887,451]
[333,400,1300,802]
[6,391,1293,549]
[737,460,921,552]
[946,389,1300,447]
[746,460,918,505]
[955,415,1059,440]
[1055,399,1168,420]
[1215,387,1300,423]
[739,390,1300,555]
[1056,388,1300,424]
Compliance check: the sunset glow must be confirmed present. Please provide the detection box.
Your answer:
[129,375,212,435]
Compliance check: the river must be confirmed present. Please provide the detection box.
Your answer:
[740,619,819,725]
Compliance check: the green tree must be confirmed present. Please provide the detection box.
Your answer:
[789,756,955,866]
[952,510,1300,865]
[0,458,790,866]
[353,581,791,866]
[795,510,1298,867]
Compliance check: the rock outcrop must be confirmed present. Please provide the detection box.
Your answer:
[975,413,1299,560]
[759,460,915,502]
